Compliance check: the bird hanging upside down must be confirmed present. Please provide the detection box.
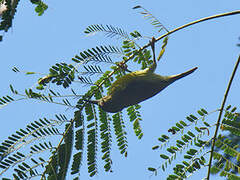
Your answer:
[87,37,197,113]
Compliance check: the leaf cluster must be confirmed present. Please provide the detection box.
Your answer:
[0,20,170,179]
[0,0,19,39]
[210,106,240,179]
[0,0,48,41]
[149,108,209,179]
[148,106,240,180]
[30,0,48,16]
[0,117,63,179]
[133,5,169,33]
[1,4,240,180]
[85,24,129,39]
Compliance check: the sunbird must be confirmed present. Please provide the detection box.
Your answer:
[87,37,197,113]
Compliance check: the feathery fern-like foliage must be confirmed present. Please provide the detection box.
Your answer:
[1,6,240,180]
[85,24,129,39]
[0,95,14,108]
[112,112,128,156]
[81,65,104,76]
[0,116,66,179]
[40,63,75,89]
[133,5,169,33]
[85,102,98,177]
[209,106,240,179]
[94,89,113,172]
[127,104,143,139]
[0,23,168,178]
[149,106,240,179]
[149,108,209,177]
[72,45,122,64]
[1,4,240,180]
[43,123,73,180]
[71,110,84,176]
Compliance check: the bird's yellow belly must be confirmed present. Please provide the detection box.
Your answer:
[101,74,169,112]
[113,78,167,106]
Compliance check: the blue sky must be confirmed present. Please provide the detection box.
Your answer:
[1,0,240,179]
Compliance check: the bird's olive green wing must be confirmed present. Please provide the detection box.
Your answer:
[107,72,141,95]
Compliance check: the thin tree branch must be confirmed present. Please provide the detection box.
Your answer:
[95,11,240,91]
[41,10,240,179]
[124,10,240,64]
[155,10,240,42]
[206,55,240,180]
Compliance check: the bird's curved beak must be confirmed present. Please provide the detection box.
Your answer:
[169,67,198,81]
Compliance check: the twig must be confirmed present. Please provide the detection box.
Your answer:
[206,55,240,180]
[123,10,240,64]
[97,11,240,90]
[41,11,240,179]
